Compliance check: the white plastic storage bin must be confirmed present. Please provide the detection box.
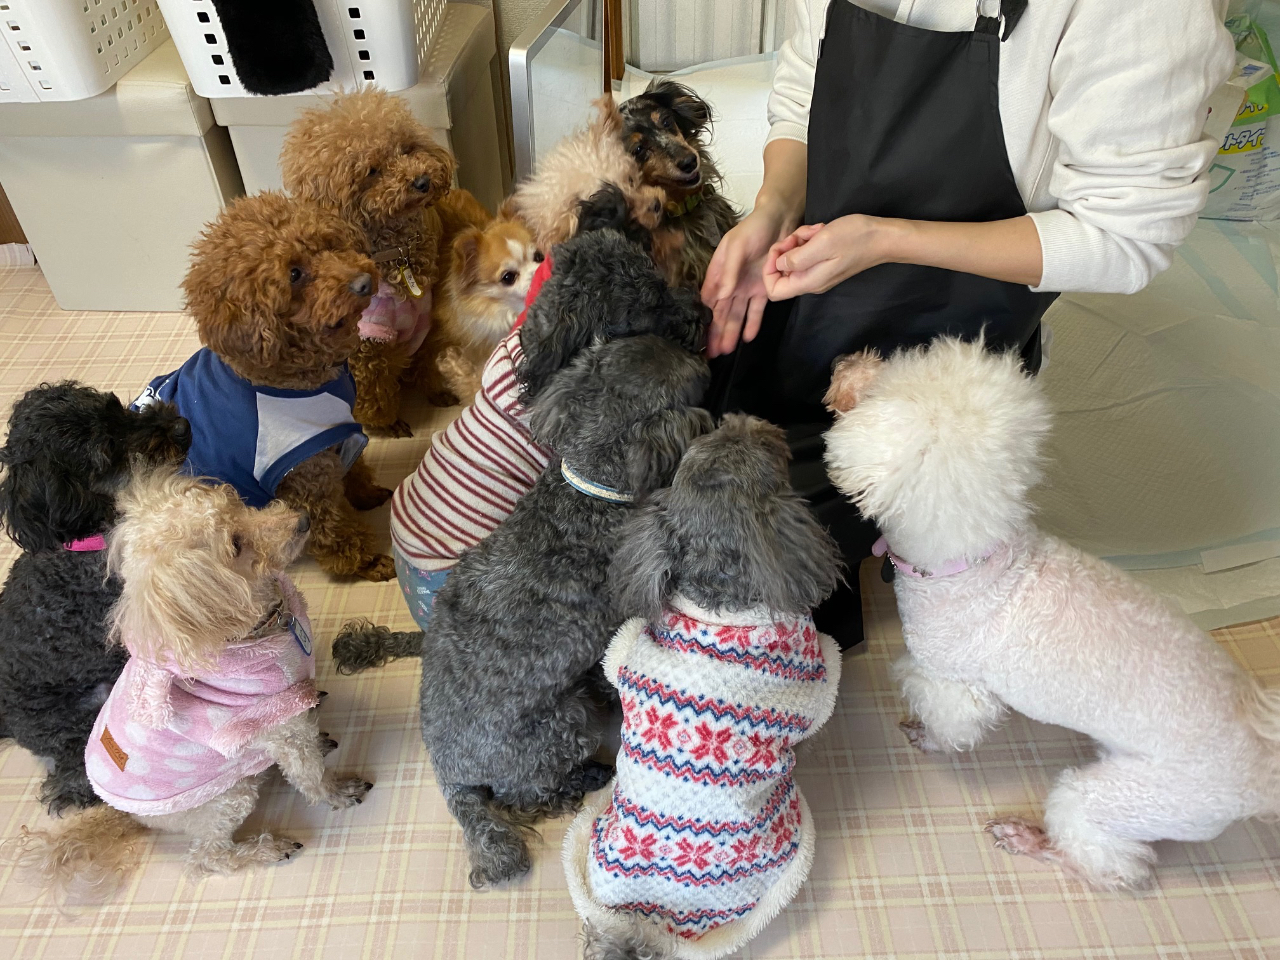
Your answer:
[157,0,444,98]
[0,0,169,102]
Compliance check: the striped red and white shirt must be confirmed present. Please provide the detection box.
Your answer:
[390,329,551,571]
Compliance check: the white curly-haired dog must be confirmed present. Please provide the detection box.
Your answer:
[822,337,1280,891]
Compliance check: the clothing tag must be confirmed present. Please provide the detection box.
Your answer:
[290,617,313,657]
[101,726,128,771]
[402,265,424,299]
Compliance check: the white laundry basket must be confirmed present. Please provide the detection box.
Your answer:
[0,0,169,102]
[157,0,444,98]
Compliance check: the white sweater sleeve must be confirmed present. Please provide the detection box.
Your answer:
[1029,0,1234,294]
[766,0,820,146]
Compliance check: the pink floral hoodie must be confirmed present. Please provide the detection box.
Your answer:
[86,577,319,817]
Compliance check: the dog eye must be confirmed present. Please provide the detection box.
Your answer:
[661,115,673,130]
[367,166,380,178]
[289,267,305,285]
[500,271,518,286]
[533,250,544,263]
[231,534,243,556]
[631,143,644,159]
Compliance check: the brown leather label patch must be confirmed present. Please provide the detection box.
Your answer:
[100,726,128,772]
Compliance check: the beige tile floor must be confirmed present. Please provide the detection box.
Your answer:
[0,262,1277,959]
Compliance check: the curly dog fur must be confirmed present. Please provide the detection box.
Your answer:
[511,97,667,252]
[180,190,395,582]
[329,229,709,676]
[2,470,373,903]
[420,336,713,888]
[573,414,841,959]
[824,338,1280,890]
[542,82,739,291]
[281,87,489,434]
[0,383,190,815]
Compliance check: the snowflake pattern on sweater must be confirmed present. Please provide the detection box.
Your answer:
[582,600,839,943]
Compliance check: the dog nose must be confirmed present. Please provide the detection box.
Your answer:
[677,154,698,174]
[296,513,311,535]
[171,418,190,440]
[412,175,433,193]
[348,273,373,297]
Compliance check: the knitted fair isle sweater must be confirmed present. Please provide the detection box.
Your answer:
[564,597,841,959]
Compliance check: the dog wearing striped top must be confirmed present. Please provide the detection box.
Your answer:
[563,415,842,960]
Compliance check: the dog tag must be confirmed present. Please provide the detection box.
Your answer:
[401,264,424,299]
[290,617,313,657]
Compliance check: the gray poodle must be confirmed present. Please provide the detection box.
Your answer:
[565,415,843,959]
[330,228,708,676]
[425,335,711,888]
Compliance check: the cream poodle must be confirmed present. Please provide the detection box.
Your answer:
[823,337,1280,891]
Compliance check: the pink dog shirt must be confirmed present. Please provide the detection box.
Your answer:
[86,577,319,817]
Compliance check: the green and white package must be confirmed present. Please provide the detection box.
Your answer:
[1203,14,1280,220]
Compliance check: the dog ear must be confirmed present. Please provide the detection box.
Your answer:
[525,359,588,448]
[450,227,483,288]
[0,453,108,551]
[107,478,256,671]
[609,489,678,620]
[497,195,521,222]
[626,406,715,498]
[592,95,623,137]
[824,349,884,414]
[746,494,843,615]
[645,79,711,139]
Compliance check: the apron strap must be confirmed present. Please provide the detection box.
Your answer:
[975,0,1028,40]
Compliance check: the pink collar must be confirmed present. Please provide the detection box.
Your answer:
[872,536,995,579]
[64,534,107,552]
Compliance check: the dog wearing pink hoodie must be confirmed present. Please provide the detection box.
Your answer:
[8,470,373,900]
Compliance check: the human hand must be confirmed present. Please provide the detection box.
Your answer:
[700,200,797,358]
[764,214,894,300]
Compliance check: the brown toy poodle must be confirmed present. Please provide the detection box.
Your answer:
[136,191,395,582]
[280,87,489,435]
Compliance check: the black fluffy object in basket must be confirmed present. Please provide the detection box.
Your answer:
[209,0,334,95]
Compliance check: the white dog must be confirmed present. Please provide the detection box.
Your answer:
[822,337,1280,891]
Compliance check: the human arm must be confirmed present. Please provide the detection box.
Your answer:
[702,139,808,357]
[764,215,1044,300]
[700,0,820,357]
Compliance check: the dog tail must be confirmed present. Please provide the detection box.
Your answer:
[2,805,147,904]
[444,785,534,889]
[331,619,424,675]
[582,921,673,960]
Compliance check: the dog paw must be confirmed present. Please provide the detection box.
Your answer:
[358,554,396,582]
[270,837,305,863]
[899,719,942,754]
[347,484,394,511]
[326,776,374,809]
[580,759,615,794]
[317,732,339,757]
[369,419,413,439]
[985,817,1052,859]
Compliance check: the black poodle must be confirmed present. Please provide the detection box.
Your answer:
[0,382,189,813]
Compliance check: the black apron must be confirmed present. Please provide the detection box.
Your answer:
[710,0,1057,650]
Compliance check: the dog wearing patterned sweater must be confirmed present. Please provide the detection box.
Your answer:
[564,415,843,960]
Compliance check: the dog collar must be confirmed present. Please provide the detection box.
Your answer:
[63,534,107,552]
[872,536,995,579]
[561,461,634,503]
[665,186,708,218]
